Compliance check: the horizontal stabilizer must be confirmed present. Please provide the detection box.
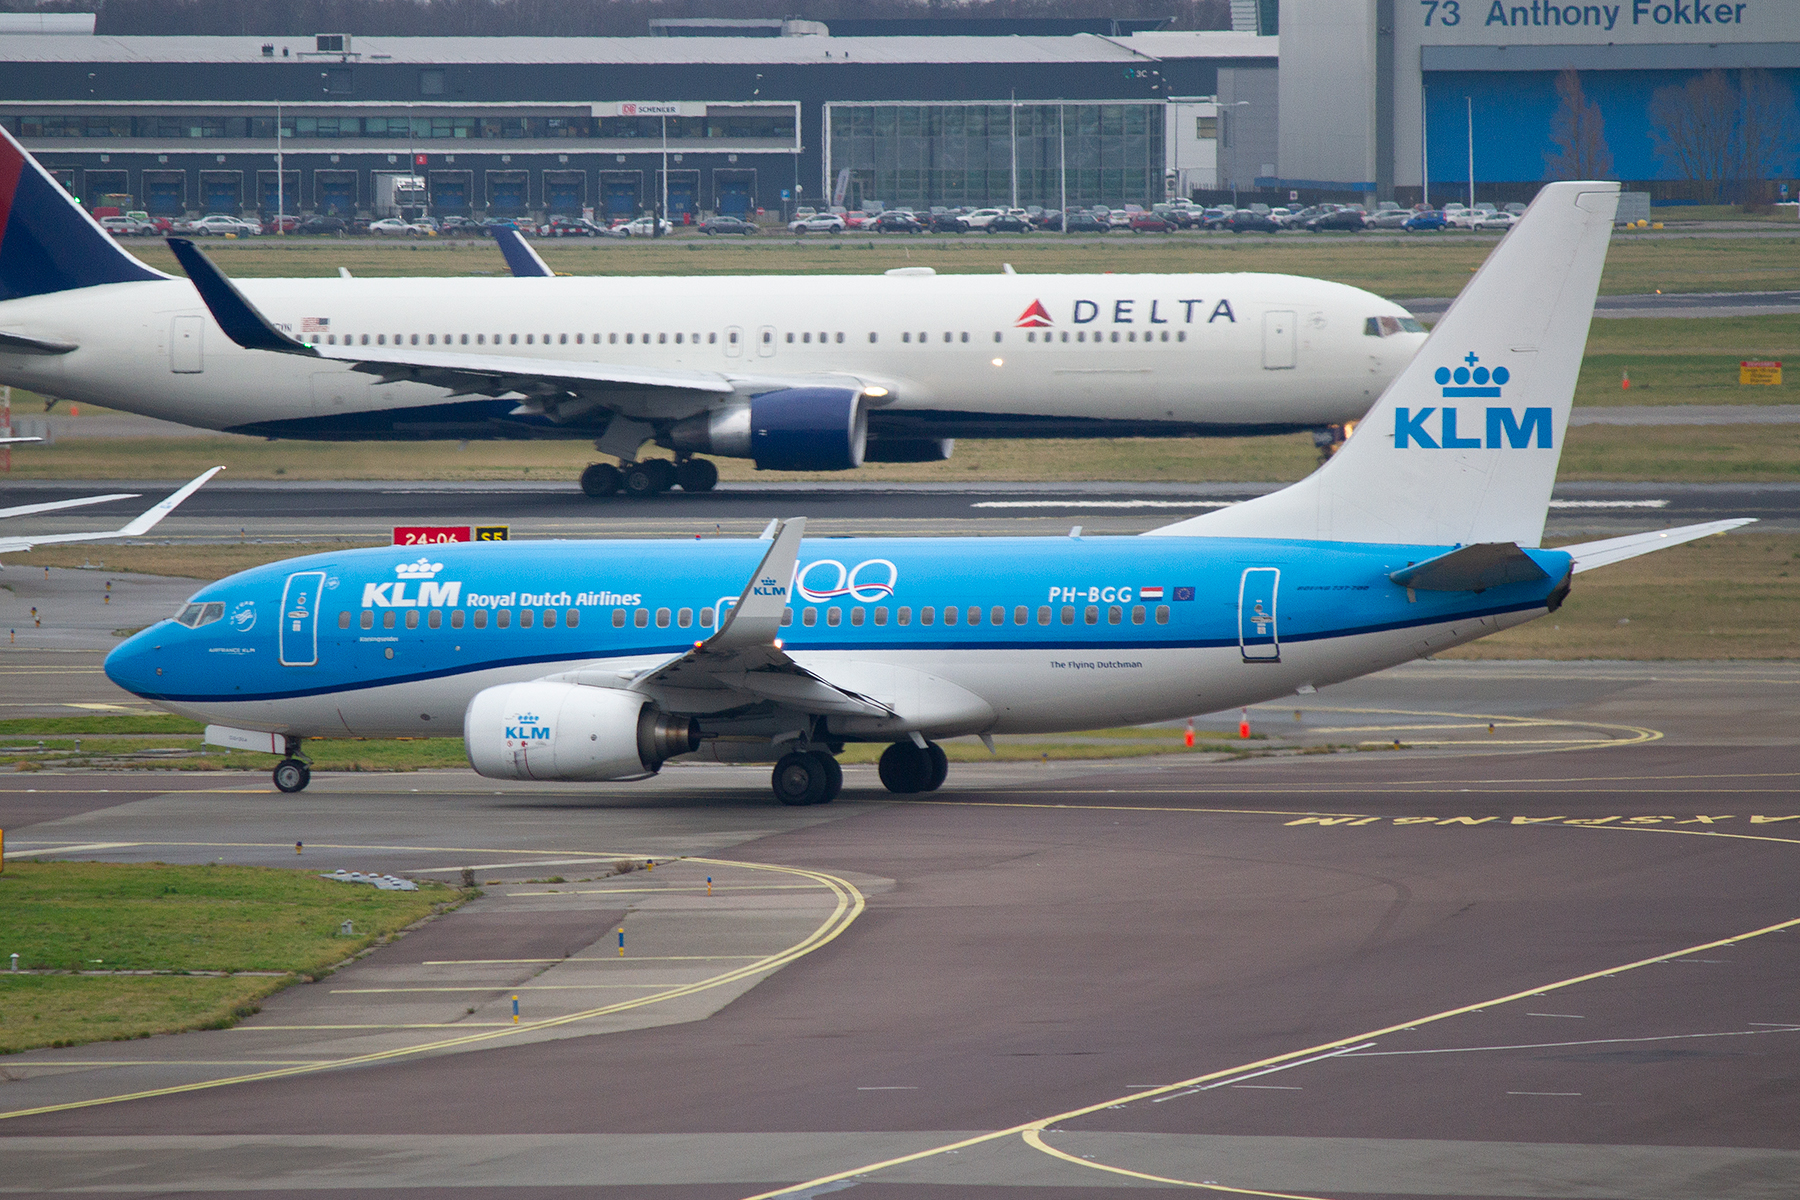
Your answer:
[1561,519,1756,574]
[493,228,554,278]
[166,239,316,354]
[0,329,77,356]
[1389,542,1550,593]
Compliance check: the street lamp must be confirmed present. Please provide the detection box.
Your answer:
[1227,99,1250,208]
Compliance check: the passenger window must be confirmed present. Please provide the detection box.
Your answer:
[802,332,811,344]
[851,607,864,626]
[1038,606,1051,625]
[428,609,442,629]
[383,611,396,630]
[966,606,981,626]
[427,334,436,345]
[826,607,841,627]
[920,606,934,626]
[335,611,348,629]
[655,608,670,628]
[803,608,817,627]
[474,609,488,629]
[476,334,485,345]
[634,608,648,628]
[360,611,374,630]
[497,609,510,629]
[786,332,795,344]
[543,609,557,628]
[1014,606,1028,625]
[452,610,465,629]
[897,606,910,625]
[675,333,684,344]
[677,608,692,628]
[960,332,969,343]
[709,332,718,344]
[405,610,420,629]
[835,332,844,343]
[559,333,568,345]
[944,607,958,626]
[1061,606,1075,625]
[780,608,793,626]
[613,608,626,627]
[902,332,911,343]
[525,334,534,345]
[874,606,888,626]
[1085,605,1098,625]
[991,606,1005,626]
[869,332,878,343]
[1108,605,1122,625]
[1132,605,1145,625]
[611,333,619,344]
[519,609,534,629]
[1156,605,1170,624]
[566,610,578,627]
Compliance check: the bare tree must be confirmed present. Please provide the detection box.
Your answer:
[1735,69,1800,204]
[1544,69,1614,181]
[1650,68,1799,204]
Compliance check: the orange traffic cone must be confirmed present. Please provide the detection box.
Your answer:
[1184,719,1194,748]
[1238,708,1251,739]
[1621,369,1631,391]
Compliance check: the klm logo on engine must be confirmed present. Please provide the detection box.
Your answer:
[506,711,551,742]
[1394,353,1551,450]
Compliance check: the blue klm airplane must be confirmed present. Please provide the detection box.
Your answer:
[105,181,1749,804]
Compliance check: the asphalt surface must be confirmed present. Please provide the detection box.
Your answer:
[4,478,1796,543]
[1400,289,1800,319]
[2,662,1798,1197]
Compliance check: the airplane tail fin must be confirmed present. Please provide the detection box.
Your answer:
[0,122,170,302]
[1147,181,1621,546]
[493,227,555,278]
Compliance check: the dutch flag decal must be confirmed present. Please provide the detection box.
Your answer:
[1139,586,1164,600]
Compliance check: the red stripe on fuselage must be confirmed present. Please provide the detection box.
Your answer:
[0,138,24,243]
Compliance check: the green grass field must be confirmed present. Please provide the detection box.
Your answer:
[0,860,457,1054]
[118,229,1800,299]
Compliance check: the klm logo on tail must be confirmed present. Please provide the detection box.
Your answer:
[1394,353,1551,450]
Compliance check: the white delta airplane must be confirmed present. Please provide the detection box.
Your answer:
[0,123,1425,499]
[105,183,1751,803]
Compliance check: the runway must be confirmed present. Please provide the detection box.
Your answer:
[1400,288,1800,319]
[4,478,1796,541]
[1,662,1797,1198]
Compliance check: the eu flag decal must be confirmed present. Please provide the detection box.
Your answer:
[1172,586,1195,601]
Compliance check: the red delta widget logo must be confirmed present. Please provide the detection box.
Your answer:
[1393,352,1552,450]
[1013,298,1236,328]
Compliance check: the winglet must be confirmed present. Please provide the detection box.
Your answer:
[166,238,317,355]
[0,466,222,556]
[493,227,555,278]
[709,517,805,650]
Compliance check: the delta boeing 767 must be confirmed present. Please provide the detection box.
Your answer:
[0,123,1425,498]
[103,182,1751,803]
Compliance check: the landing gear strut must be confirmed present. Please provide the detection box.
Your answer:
[580,456,718,498]
[878,740,947,794]
[772,749,842,806]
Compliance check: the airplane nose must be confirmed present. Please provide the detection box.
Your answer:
[104,629,164,698]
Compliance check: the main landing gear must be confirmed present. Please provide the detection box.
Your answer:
[877,739,948,795]
[580,457,718,498]
[772,749,843,806]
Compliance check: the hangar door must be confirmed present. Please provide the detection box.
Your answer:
[1262,310,1296,370]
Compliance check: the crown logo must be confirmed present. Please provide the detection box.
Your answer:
[394,557,444,579]
[1434,352,1509,399]
[515,712,540,723]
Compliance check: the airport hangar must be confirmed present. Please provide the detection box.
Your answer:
[0,17,1276,225]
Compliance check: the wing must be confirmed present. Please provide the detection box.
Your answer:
[0,467,221,556]
[547,518,894,719]
[0,492,138,519]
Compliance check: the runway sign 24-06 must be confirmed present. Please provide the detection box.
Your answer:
[392,525,510,545]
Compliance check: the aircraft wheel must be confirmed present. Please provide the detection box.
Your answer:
[580,462,621,497]
[815,752,843,803]
[924,742,948,791]
[772,751,828,806]
[273,759,311,793]
[675,458,718,492]
[622,460,675,497]
[877,741,932,794]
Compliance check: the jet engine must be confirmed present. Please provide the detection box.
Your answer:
[669,386,867,471]
[464,680,698,782]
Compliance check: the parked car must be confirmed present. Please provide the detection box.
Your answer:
[296,216,350,236]
[368,217,429,236]
[788,212,846,234]
[621,215,675,237]
[1366,203,1412,230]
[1222,210,1282,234]
[1060,210,1111,233]
[181,214,259,236]
[1472,209,1517,231]
[698,215,759,235]
[1129,211,1173,233]
[926,211,969,234]
[870,211,925,234]
[99,215,151,236]
[984,212,1034,233]
[961,207,1005,230]
[1402,209,1448,232]
[544,215,606,237]
[1305,208,1366,232]
[437,215,482,234]
[261,214,301,235]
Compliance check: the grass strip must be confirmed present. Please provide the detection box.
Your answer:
[0,861,459,1054]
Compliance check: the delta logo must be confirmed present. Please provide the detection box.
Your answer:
[1015,300,1054,328]
[1394,352,1552,450]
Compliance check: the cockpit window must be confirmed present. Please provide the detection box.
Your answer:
[174,601,225,628]
[1365,316,1427,337]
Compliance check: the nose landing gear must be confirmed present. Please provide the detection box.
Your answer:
[273,758,311,793]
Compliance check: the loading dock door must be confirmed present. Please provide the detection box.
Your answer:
[543,171,584,215]
[314,171,357,217]
[601,174,640,220]
[716,177,751,217]
[201,172,241,214]
[487,171,528,215]
[143,172,186,217]
[664,172,698,219]
[1262,310,1296,370]
[259,171,301,215]
[170,315,204,374]
[429,171,472,214]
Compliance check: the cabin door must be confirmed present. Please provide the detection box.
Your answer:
[170,315,204,373]
[1238,568,1280,662]
[279,571,327,667]
[1261,310,1295,370]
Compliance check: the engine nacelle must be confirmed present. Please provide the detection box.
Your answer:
[464,680,698,782]
[668,387,867,471]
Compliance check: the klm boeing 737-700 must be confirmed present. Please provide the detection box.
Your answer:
[0,122,1426,498]
[103,182,1750,803]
